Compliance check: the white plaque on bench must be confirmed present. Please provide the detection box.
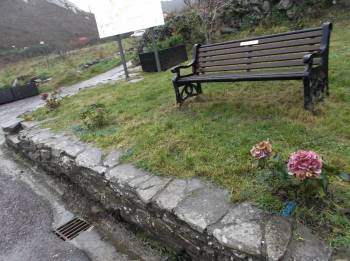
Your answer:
[240,40,259,46]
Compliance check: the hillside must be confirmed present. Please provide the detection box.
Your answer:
[0,0,99,50]
[161,0,187,13]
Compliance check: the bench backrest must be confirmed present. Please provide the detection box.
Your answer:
[195,23,332,75]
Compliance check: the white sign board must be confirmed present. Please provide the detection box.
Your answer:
[89,0,165,38]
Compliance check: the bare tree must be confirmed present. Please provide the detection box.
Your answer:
[185,0,229,43]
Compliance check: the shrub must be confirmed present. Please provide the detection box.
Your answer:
[0,83,11,90]
[21,44,52,58]
[137,12,205,55]
[41,93,49,100]
[250,140,349,210]
[80,103,108,129]
[45,91,61,110]
[0,70,16,89]
[157,34,185,50]
[16,75,33,86]
[165,12,206,44]
[250,141,331,203]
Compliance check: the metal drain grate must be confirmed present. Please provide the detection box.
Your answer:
[54,218,93,241]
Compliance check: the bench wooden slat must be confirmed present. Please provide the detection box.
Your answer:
[200,26,322,49]
[202,65,318,75]
[203,69,305,77]
[200,30,322,52]
[198,53,321,68]
[200,60,304,73]
[198,45,321,63]
[198,37,322,58]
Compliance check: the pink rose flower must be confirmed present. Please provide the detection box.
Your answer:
[288,150,323,180]
[250,141,273,159]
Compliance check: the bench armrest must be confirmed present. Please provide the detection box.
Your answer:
[303,51,321,64]
[171,59,196,76]
[304,51,324,73]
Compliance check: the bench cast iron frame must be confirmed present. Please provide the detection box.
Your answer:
[172,23,332,111]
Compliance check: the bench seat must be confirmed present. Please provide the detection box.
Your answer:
[171,23,332,110]
[177,71,308,83]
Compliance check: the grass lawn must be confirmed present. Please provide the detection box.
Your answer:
[30,16,350,248]
[0,41,132,93]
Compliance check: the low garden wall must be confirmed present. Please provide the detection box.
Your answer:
[2,120,332,261]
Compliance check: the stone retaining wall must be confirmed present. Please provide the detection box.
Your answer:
[3,121,332,261]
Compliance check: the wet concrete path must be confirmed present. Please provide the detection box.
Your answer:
[0,62,141,123]
[0,65,167,261]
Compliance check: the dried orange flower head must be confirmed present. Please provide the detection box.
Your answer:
[250,141,273,159]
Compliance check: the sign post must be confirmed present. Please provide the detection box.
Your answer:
[150,27,161,72]
[117,35,129,80]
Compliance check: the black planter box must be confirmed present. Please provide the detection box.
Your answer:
[0,88,16,105]
[139,45,188,72]
[0,82,39,105]
[12,82,39,100]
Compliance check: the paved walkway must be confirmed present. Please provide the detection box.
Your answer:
[0,62,139,124]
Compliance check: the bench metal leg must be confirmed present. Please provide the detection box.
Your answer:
[303,77,314,111]
[173,82,202,105]
[304,68,328,110]
[315,70,328,101]
[325,77,330,96]
[173,82,183,105]
[195,83,203,94]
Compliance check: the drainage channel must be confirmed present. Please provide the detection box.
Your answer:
[0,143,170,261]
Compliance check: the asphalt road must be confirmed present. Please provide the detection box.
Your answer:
[0,149,91,261]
